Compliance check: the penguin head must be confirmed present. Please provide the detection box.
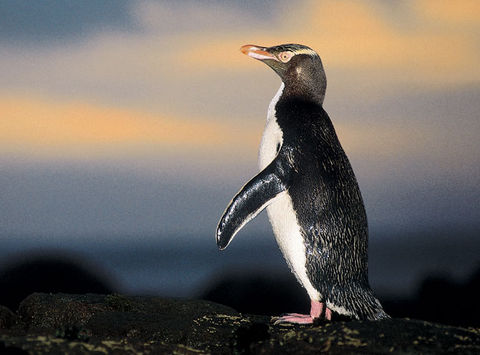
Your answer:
[241,43,327,104]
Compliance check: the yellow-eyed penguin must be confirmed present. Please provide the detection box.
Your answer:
[216,44,389,323]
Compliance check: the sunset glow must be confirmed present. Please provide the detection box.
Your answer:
[1,0,478,237]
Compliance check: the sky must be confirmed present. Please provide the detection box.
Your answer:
[1,0,479,244]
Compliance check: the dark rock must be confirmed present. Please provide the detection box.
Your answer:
[0,293,479,354]
[252,319,480,354]
[0,255,114,312]
[0,341,28,355]
[0,306,17,329]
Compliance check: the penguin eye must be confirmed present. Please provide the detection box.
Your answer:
[278,51,294,63]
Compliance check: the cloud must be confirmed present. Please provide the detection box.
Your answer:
[181,0,480,86]
[415,0,480,26]
[131,0,273,34]
[0,0,478,170]
[0,0,479,238]
[0,95,258,160]
[0,0,134,43]
[2,0,478,124]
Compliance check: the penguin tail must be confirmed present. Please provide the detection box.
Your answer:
[355,288,391,320]
[327,285,390,321]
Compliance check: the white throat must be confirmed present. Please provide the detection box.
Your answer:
[259,83,284,170]
[267,82,285,123]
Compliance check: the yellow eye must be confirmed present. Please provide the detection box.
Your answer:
[278,51,294,63]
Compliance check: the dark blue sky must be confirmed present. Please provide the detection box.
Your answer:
[0,0,133,43]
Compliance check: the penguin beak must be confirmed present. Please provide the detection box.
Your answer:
[240,44,287,79]
[240,44,278,62]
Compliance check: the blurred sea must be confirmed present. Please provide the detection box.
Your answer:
[0,227,479,300]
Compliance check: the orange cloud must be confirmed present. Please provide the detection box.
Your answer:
[303,1,469,69]
[416,0,480,26]
[0,93,458,166]
[1,1,477,172]
[0,95,259,158]
[179,0,480,85]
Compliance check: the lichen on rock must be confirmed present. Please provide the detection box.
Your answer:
[0,293,479,354]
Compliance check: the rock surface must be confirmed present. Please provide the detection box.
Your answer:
[0,305,17,330]
[0,293,479,354]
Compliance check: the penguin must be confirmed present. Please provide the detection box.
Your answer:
[216,44,389,323]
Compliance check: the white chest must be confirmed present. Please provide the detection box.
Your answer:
[258,83,320,301]
[259,83,284,171]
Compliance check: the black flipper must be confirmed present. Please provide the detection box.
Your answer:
[216,155,292,250]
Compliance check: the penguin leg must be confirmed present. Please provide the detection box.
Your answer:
[311,299,323,318]
[325,307,332,320]
[273,300,326,325]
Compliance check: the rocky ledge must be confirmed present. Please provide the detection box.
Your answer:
[0,293,479,354]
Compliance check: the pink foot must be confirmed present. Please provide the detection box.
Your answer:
[273,313,313,324]
[272,300,332,325]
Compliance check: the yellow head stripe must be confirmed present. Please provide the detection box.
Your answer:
[293,48,317,56]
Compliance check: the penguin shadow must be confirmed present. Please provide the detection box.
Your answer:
[0,252,116,312]
[383,265,480,327]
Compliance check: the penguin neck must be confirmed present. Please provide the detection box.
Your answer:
[267,82,285,122]
[282,80,325,106]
